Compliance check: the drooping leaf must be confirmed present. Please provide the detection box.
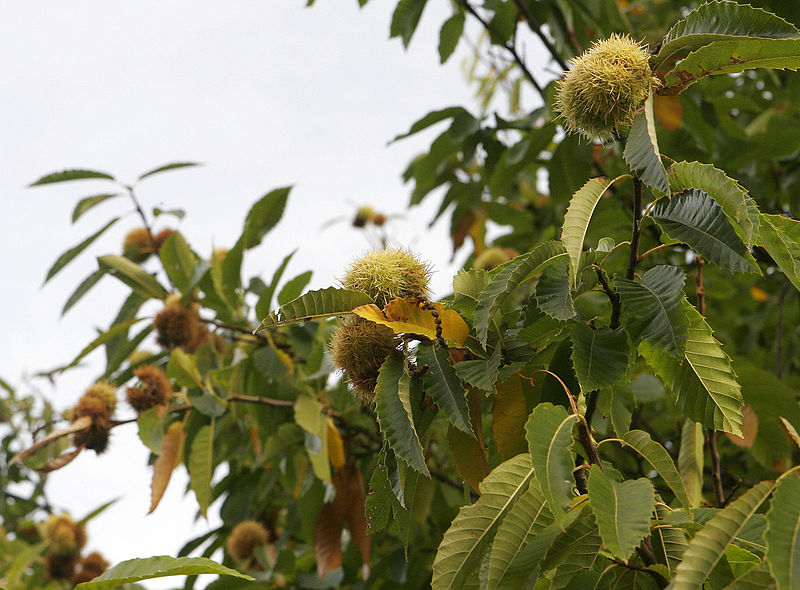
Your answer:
[137,406,168,455]
[615,265,688,358]
[62,268,105,315]
[159,231,197,294]
[315,500,344,577]
[447,388,489,491]
[671,481,775,590]
[54,317,146,374]
[276,270,312,307]
[758,214,800,292]
[765,474,800,590]
[654,0,800,71]
[431,454,535,590]
[570,324,631,392]
[71,193,120,223]
[588,465,655,561]
[560,176,626,288]
[240,186,290,250]
[667,161,761,245]
[417,342,472,434]
[438,12,464,63]
[535,257,576,321]
[491,374,528,460]
[487,478,554,589]
[149,421,184,514]
[374,353,428,476]
[649,189,759,273]
[722,561,776,589]
[661,38,800,95]
[30,169,114,186]
[98,254,169,299]
[365,446,401,534]
[525,403,578,524]
[640,299,744,435]
[8,415,91,468]
[541,509,603,587]
[678,419,705,507]
[188,422,214,518]
[624,89,670,194]
[652,502,689,572]
[353,298,468,345]
[474,241,568,346]
[609,382,637,435]
[45,218,119,283]
[255,249,296,320]
[453,345,502,392]
[294,394,331,482]
[392,106,470,142]
[390,0,427,48]
[257,287,372,331]
[74,556,252,589]
[618,429,691,509]
[137,161,200,181]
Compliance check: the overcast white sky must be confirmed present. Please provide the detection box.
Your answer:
[2,2,549,587]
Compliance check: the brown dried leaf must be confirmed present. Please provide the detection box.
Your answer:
[725,405,758,448]
[327,419,346,471]
[447,387,489,492]
[779,416,800,450]
[492,374,529,460]
[315,497,344,577]
[654,95,683,131]
[9,415,92,467]
[37,445,85,473]
[149,421,184,514]
[339,464,371,573]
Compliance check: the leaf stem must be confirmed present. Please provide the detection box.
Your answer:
[511,0,570,72]
[626,177,644,280]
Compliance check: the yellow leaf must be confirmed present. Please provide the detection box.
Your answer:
[491,374,529,460]
[725,405,758,448]
[353,297,468,345]
[327,418,346,470]
[779,417,800,450]
[447,388,489,492]
[149,421,184,514]
[654,95,683,131]
[750,286,769,302]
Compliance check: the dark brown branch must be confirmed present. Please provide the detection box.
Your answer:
[708,429,726,507]
[695,256,706,316]
[593,265,621,329]
[458,0,545,99]
[431,469,479,500]
[626,177,644,280]
[125,185,153,237]
[512,0,570,72]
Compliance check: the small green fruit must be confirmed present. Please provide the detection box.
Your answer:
[555,33,656,140]
[341,248,431,307]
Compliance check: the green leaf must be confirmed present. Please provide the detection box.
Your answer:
[570,324,630,392]
[98,254,169,299]
[758,214,800,292]
[525,403,578,524]
[487,478,555,589]
[417,342,472,434]
[652,502,689,571]
[374,353,428,476]
[277,270,312,306]
[650,189,759,273]
[667,161,760,246]
[241,186,290,250]
[438,12,464,63]
[62,268,105,315]
[588,466,655,561]
[137,406,168,454]
[30,169,114,186]
[618,429,691,509]
[640,300,744,435]
[609,382,636,435]
[662,38,800,95]
[365,446,401,534]
[293,394,331,482]
[159,231,197,293]
[393,106,469,142]
[678,419,705,508]
[390,0,427,48]
[45,218,119,283]
[255,249,296,320]
[256,287,372,331]
[55,317,146,373]
[615,265,688,358]
[431,454,536,590]
[137,161,200,181]
[454,345,502,392]
[561,176,626,288]
[74,556,253,589]
[765,474,800,590]
[189,422,214,518]
[654,0,800,71]
[71,193,120,223]
[672,481,775,590]
[623,89,669,194]
[541,509,603,586]
[535,257,576,321]
[723,562,776,589]
[474,241,568,347]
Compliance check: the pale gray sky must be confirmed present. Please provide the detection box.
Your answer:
[2,1,549,586]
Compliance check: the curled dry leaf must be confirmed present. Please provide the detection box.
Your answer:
[725,405,758,448]
[353,298,469,345]
[9,415,92,467]
[149,421,185,514]
[37,445,85,473]
[779,416,800,450]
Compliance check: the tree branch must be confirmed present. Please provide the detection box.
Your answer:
[511,0,570,72]
[626,177,644,280]
[708,429,726,507]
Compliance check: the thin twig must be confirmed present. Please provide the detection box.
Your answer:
[708,429,726,507]
[593,265,621,329]
[431,469,479,500]
[512,0,570,71]
[626,177,643,280]
[638,242,680,262]
[125,185,153,237]
[695,256,706,316]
